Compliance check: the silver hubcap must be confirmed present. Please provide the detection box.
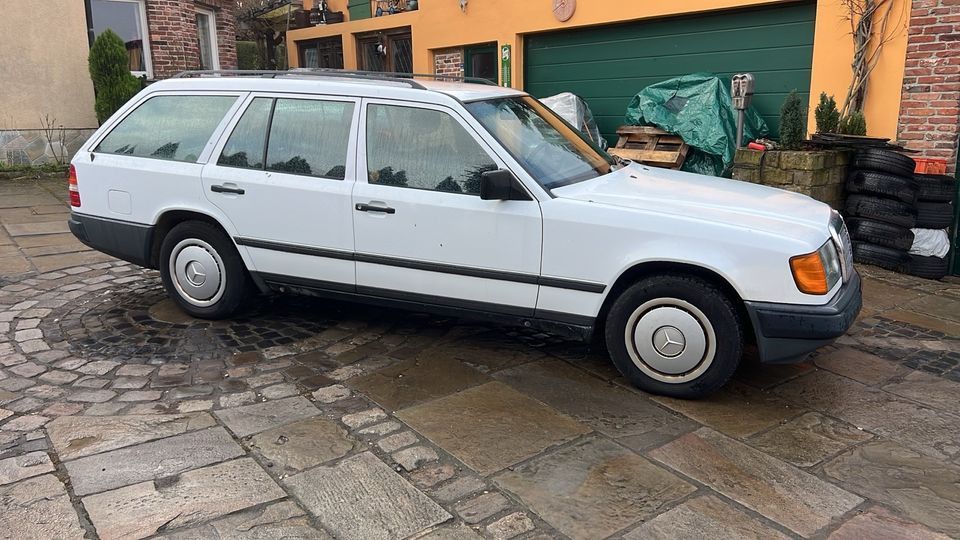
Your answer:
[169,239,225,307]
[625,298,716,384]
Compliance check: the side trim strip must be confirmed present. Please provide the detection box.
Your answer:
[235,237,355,261]
[236,237,606,293]
[253,271,596,341]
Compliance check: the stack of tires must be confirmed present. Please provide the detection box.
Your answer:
[845,149,918,272]
[844,148,955,280]
[909,173,956,279]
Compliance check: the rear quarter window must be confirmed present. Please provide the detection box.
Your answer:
[96,95,237,163]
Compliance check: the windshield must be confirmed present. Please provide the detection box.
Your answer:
[465,96,614,190]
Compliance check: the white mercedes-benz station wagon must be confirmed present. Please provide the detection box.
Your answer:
[68,70,861,399]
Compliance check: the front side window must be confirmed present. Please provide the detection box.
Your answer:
[366,105,497,195]
[466,96,613,190]
[265,99,354,179]
[90,0,150,77]
[97,95,236,162]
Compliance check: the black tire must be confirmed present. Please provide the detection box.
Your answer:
[159,221,249,319]
[852,241,908,271]
[846,170,917,204]
[847,218,915,251]
[851,148,916,178]
[915,174,956,203]
[904,254,949,280]
[845,195,917,228]
[604,275,743,399]
[915,201,954,229]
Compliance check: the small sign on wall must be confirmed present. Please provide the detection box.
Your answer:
[500,45,511,88]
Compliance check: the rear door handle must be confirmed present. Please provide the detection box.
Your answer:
[355,203,395,214]
[211,184,245,195]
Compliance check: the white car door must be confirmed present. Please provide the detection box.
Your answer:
[352,99,542,315]
[202,94,360,289]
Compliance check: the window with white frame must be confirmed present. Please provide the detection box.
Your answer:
[195,8,220,70]
[90,0,152,78]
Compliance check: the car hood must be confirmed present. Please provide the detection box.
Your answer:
[552,163,833,236]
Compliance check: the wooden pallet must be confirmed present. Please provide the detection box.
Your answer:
[608,126,689,169]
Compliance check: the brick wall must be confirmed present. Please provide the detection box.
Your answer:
[146,0,238,79]
[897,0,960,175]
[434,48,464,80]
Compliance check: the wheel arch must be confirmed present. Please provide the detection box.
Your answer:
[149,210,233,269]
[596,261,755,345]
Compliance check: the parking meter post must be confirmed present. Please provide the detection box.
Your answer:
[731,73,755,148]
[736,110,746,149]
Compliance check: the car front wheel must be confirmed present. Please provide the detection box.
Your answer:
[159,221,248,319]
[605,275,743,399]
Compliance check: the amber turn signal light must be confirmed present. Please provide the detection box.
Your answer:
[789,251,829,295]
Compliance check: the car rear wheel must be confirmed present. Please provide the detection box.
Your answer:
[159,221,248,319]
[605,275,743,399]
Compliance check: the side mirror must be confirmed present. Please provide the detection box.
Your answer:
[480,169,530,201]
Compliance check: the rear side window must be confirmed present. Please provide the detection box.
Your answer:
[265,99,354,180]
[96,95,237,163]
[218,97,272,169]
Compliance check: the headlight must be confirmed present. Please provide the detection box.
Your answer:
[790,240,842,295]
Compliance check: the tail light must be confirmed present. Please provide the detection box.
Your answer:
[68,165,81,207]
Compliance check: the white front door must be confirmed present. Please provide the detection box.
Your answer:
[202,94,360,288]
[352,100,542,314]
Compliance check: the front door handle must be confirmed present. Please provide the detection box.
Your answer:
[355,203,396,214]
[211,184,245,195]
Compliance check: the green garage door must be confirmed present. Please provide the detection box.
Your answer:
[524,2,816,143]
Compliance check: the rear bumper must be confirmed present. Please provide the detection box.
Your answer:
[744,272,862,364]
[69,212,155,268]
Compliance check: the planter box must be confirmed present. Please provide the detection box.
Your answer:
[731,149,851,210]
[348,0,372,20]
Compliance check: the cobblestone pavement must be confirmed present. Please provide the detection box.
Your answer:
[2,177,960,539]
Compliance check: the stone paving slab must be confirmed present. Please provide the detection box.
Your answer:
[65,426,245,496]
[822,440,960,537]
[399,382,590,476]
[46,413,217,460]
[827,506,951,540]
[0,474,85,540]
[248,416,353,472]
[652,382,802,439]
[158,500,329,539]
[496,436,695,540]
[347,355,490,411]
[284,451,451,540]
[493,359,696,450]
[650,428,863,537]
[213,396,319,438]
[82,458,286,540]
[4,221,71,237]
[0,450,54,486]
[749,412,873,468]
[623,494,791,540]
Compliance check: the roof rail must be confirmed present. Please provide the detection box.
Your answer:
[172,69,501,89]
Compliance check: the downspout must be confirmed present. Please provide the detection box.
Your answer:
[84,0,95,47]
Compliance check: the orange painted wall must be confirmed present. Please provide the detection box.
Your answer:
[292,0,909,139]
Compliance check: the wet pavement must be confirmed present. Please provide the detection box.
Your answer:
[1,176,960,539]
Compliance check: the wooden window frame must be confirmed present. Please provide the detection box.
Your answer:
[356,27,412,73]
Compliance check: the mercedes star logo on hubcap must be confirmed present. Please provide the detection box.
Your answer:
[653,325,686,357]
[185,261,206,286]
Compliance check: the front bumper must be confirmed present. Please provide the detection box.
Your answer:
[744,271,862,364]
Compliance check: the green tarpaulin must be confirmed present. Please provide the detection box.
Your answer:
[625,73,768,176]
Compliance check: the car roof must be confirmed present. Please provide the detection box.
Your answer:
[144,73,527,105]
